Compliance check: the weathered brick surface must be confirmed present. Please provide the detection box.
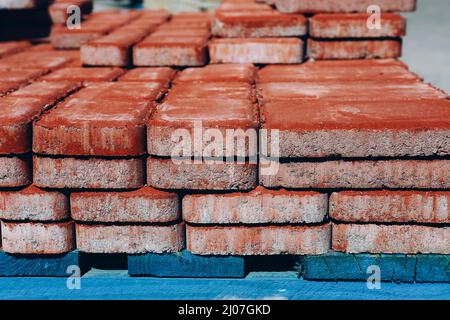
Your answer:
[134,36,208,67]
[275,0,417,13]
[0,40,31,58]
[76,223,184,254]
[33,156,145,189]
[119,67,176,84]
[212,11,307,38]
[209,38,304,64]
[0,68,46,89]
[310,14,406,38]
[217,2,273,13]
[148,97,258,158]
[308,39,402,60]
[257,82,447,103]
[183,187,327,224]
[168,82,255,100]
[1,221,74,254]
[71,187,179,223]
[148,157,257,191]
[330,191,450,224]
[40,67,125,84]
[260,99,450,158]
[34,82,166,156]
[332,223,450,254]
[0,50,75,71]
[257,60,417,83]
[174,64,256,84]
[0,185,68,221]
[187,224,331,255]
[260,160,450,189]
[1,82,79,155]
[0,156,31,187]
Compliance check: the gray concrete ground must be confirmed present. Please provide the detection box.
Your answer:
[402,0,450,93]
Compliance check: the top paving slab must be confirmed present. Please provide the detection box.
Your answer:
[274,0,417,13]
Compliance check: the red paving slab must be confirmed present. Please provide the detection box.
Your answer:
[332,223,450,254]
[257,82,447,103]
[0,185,68,221]
[260,99,450,158]
[275,0,417,13]
[147,157,257,191]
[212,11,307,38]
[0,40,31,58]
[330,191,450,224]
[33,156,145,189]
[174,64,256,84]
[40,67,125,84]
[217,2,273,12]
[257,60,418,83]
[134,36,209,67]
[0,157,31,187]
[34,82,166,156]
[1,221,75,254]
[186,224,331,255]
[260,160,450,189]
[148,97,259,157]
[75,223,185,254]
[209,38,304,64]
[310,14,406,38]
[71,187,179,223]
[308,39,402,60]
[119,67,176,85]
[0,50,75,71]
[0,68,47,86]
[168,82,255,100]
[0,82,79,154]
[183,187,327,224]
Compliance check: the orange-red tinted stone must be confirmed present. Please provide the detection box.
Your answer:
[148,97,259,157]
[257,60,418,83]
[40,67,125,84]
[34,82,166,156]
[183,187,327,224]
[260,99,450,158]
[0,50,75,71]
[0,156,31,187]
[134,36,208,67]
[217,2,273,12]
[0,68,46,86]
[332,223,450,254]
[76,223,184,254]
[330,191,450,224]
[308,39,402,60]
[147,157,257,191]
[168,82,255,100]
[0,40,31,58]
[71,187,179,223]
[174,64,256,84]
[33,156,145,189]
[0,185,68,221]
[257,82,447,103]
[209,38,304,64]
[275,0,417,13]
[1,221,74,254]
[119,67,176,84]
[187,224,331,255]
[1,82,79,154]
[310,14,406,38]
[260,160,450,189]
[212,11,307,38]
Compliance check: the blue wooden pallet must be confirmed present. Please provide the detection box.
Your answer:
[128,250,246,278]
[0,250,85,277]
[300,252,450,283]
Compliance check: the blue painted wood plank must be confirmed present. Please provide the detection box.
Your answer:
[128,250,246,278]
[300,253,449,283]
[0,250,85,277]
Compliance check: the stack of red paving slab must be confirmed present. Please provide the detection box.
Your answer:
[272,0,416,60]
[209,0,305,64]
[258,59,450,261]
[133,12,211,67]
